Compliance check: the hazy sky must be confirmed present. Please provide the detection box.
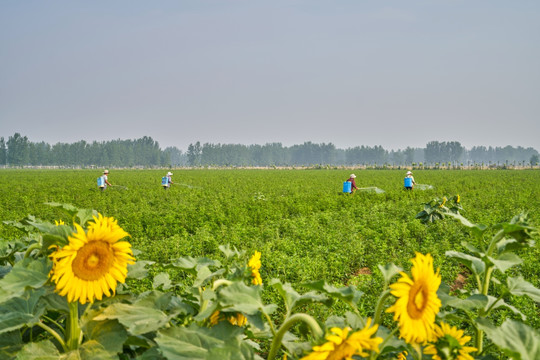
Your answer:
[1,1,539,151]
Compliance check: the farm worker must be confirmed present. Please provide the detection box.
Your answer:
[346,174,358,193]
[404,171,416,190]
[98,170,112,191]
[162,172,173,189]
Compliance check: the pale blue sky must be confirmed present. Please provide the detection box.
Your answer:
[1,1,539,151]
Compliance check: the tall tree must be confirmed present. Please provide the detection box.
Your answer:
[7,133,30,165]
[0,137,6,165]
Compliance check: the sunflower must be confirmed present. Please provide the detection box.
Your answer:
[396,351,408,360]
[439,197,447,208]
[424,322,476,360]
[248,251,262,285]
[49,214,135,304]
[301,319,382,360]
[386,252,441,344]
[209,311,248,327]
[54,220,65,226]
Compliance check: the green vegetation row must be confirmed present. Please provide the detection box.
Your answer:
[0,169,538,359]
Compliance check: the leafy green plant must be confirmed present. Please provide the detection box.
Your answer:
[417,196,540,358]
[0,202,538,359]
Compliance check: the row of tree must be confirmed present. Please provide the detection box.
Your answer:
[0,133,538,167]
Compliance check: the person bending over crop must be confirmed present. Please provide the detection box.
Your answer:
[404,171,416,190]
[162,172,173,189]
[98,170,112,191]
[346,174,358,193]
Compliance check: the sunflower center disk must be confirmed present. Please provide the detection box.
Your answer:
[407,281,428,319]
[72,241,113,281]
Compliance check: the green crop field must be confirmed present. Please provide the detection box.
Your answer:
[0,168,539,359]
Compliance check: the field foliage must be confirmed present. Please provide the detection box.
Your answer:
[0,169,538,358]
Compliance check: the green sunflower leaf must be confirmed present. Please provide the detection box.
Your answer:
[127,260,154,280]
[303,280,363,311]
[153,273,172,290]
[92,303,170,336]
[378,263,402,286]
[81,308,128,355]
[506,276,540,302]
[0,330,23,358]
[0,288,47,334]
[487,253,522,273]
[477,318,540,360]
[0,258,50,303]
[445,251,485,275]
[15,340,60,360]
[218,281,277,330]
[155,325,255,360]
[269,278,330,315]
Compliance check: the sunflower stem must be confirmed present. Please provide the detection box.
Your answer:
[411,342,422,360]
[475,328,484,356]
[66,301,81,351]
[36,321,68,353]
[24,243,41,258]
[370,327,398,360]
[373,290,391,325]
[267,313,323,360]
[42,315,64,332]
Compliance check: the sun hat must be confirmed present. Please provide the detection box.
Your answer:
[167,172,173,176]
[350,174,356,178]
[406,171,412,175]
[104,170,109,174]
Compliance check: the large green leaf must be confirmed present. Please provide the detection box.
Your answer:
[485,295,526,320]
[499,215,537,242]
[77,340,118,360]
[93,303,170,335]
[442,293,488,312]
[134,290,194,316]
[16,340,60,360]
[281,330,311,358]
[0,330,23,359]
[153,273,172,290]
[445,251,485,275]
[155,325,255,360]
[304,280,363,311]
[269,279,330,315]
[41,291,70,314]
[0,241,29,267]
[378,263,402,286]
[0,288,47,334]
[171,257,221,272]
[506,276,540,302]
[0,258,50,303]
[444,212,488,238]
[487,253,522,273]
[477,318,540,360]
[137,347,166,360]
[44,202,98,226]
[81,308,128,355]
[155,327,217,360]
[193,266,225,288]
[218,281,277,330]
[127,260,154,280]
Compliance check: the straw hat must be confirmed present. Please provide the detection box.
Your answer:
[167,172,173,176]
[406,171,412,175]
[350,174,356,178]
[104,170,109,174]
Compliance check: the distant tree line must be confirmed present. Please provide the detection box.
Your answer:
[0,133,181,167]
[0,133,538,167]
